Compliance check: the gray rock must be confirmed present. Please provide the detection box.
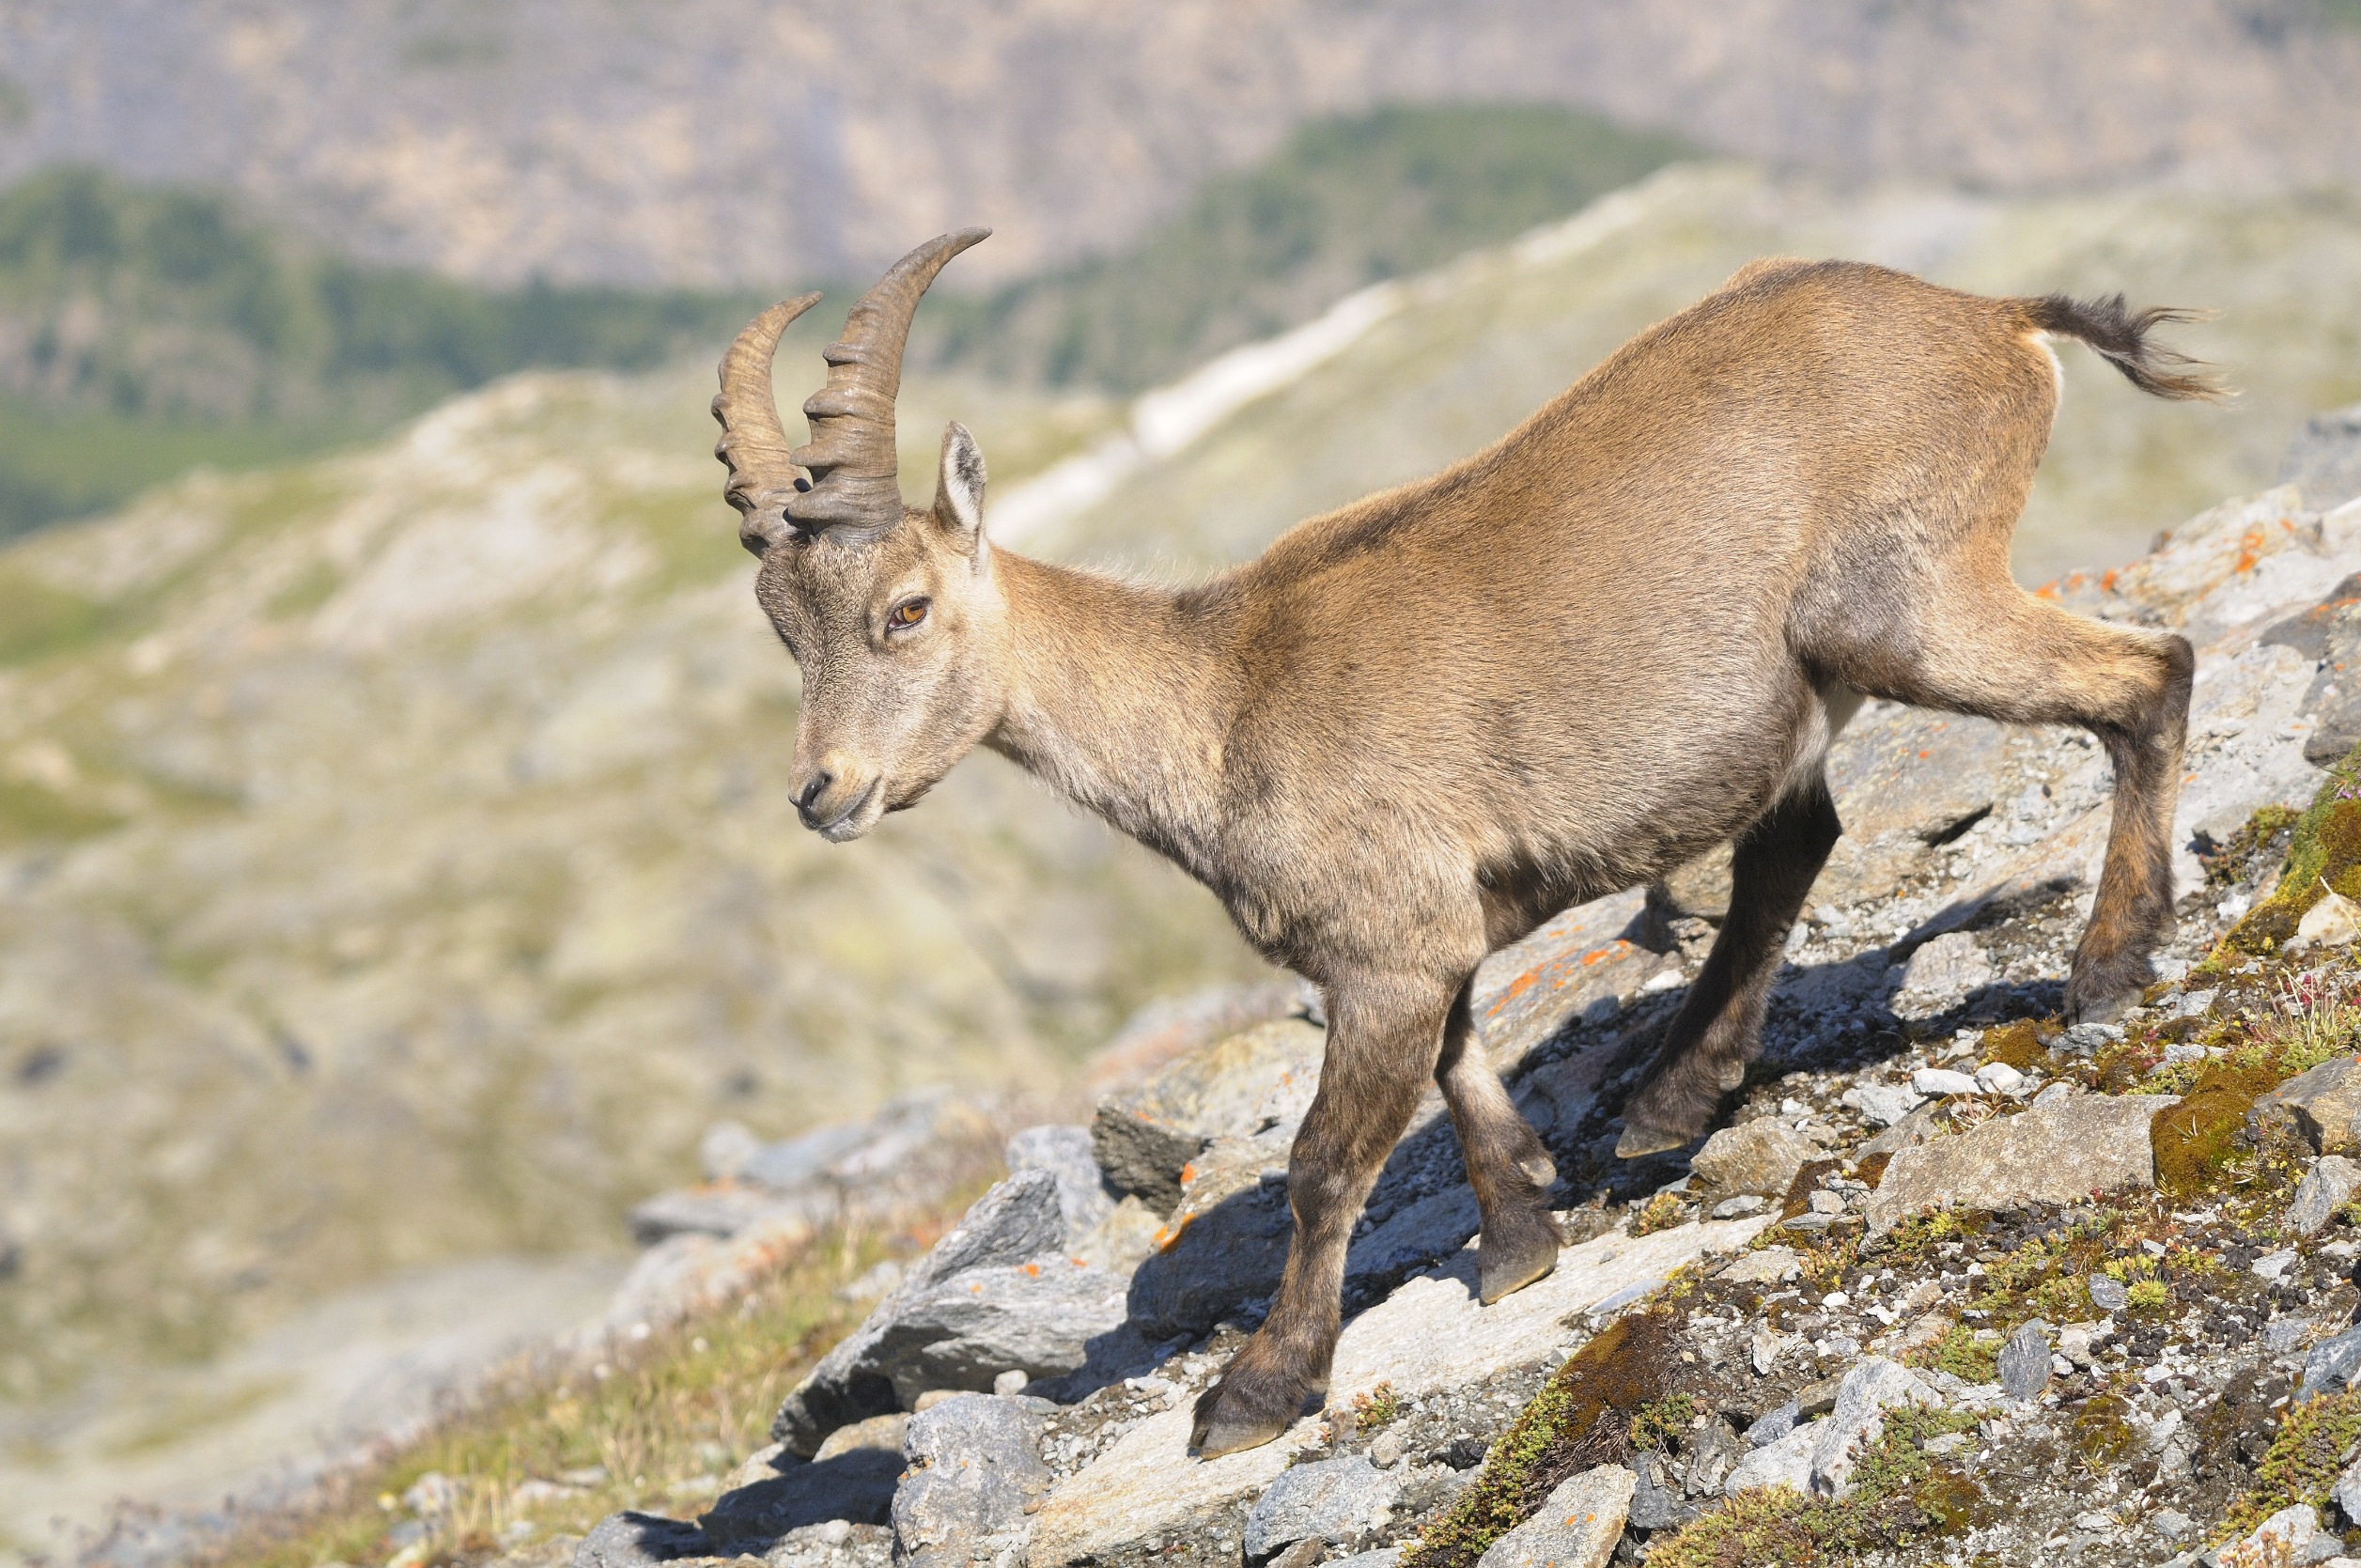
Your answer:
[765,1520,893,1568]
[811,1411,905,1463]
[2300,1325,2361,1400]
[1624,1452,1694,1530]
[1068,1193,1164,1276]
[1092,1018,1326,1212]
[1910,1067,1981,1098]
[699,1120,764,1182]
[2260,1059,2361,1155]
[866,1259,1131,1405]
[2262,570,2361,764]
[2055,1021,2123,1058]
[1892,933,1996,1019]
[1718,1247,1802,1286]
[1810,1358,1941,1498]
[771,1170,1068,1454]
[1242,1454,1402,1561]
[2291,1156,2361,1236]
[741,1121,878,1193]
[573,1513,711,1568]
[1858,1098,1948,1157]
[892,1393,1056,1568]
[1475,1464,1633,1568]
[1998,1320,2053,1401]
[699,1450,902,1550]
[2267,1314,2320,1356]
[1865,1094,2171,1234]
[2087,1274,2132,1313]
[1725,1424,1815,1496]
[1841,1083,1924,1128]
[1975,1062,2028,1096]
[1744,1401,1801,1449]
[1326,1553,1404,1568]
[1125,1130,1294,1338]
[1711,1194,1769,1219]
[2281,403,2361,512]
[2335,1452,2361,1528]
[1007,1124,1117,1243]
[2224,1504,2335,1568]
[627,1185,812,1246]
[1690,1120,1816,1197]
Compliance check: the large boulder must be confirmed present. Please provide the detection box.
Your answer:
[1092,1018,1326,1213]
[1865,1093,2171,1234]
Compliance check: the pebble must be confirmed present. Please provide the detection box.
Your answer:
[1910,1067,1981,1097]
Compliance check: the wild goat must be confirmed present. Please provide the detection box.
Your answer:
[711,229,2214,1457]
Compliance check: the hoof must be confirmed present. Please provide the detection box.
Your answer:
[1189,1373,1314,1459]
[1478,1219,1561,1304]
[2065,950,2154,1024]
[1614,1122,1690,1159]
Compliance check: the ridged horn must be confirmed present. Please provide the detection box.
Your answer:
[787,228,990,537]
[713,291,823,554]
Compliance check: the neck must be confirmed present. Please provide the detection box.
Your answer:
[984,550,1238,878]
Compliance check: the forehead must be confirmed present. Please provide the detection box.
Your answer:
[753,517,935,625]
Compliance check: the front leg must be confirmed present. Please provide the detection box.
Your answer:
[1190,971,1452,1458]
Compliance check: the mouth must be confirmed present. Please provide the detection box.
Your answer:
[808,777,886,842]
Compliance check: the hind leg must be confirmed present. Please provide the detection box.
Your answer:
[1618,774,1843,1157]
[1832,583,2192,1022]
[1434,980,1563,1303]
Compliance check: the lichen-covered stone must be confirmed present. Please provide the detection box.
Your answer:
[1474,1464,1633,1568]
[1865,1093,2170,1234]
[1689,1120,1816,1197]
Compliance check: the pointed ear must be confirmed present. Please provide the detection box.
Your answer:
[932,421,986,551]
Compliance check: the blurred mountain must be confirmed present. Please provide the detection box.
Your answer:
[0,1,2356,289]
[0,168,765,537]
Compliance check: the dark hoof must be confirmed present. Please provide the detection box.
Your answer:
[2065,949,2154,1024]
[1478,1209,1561,1304]
[1189,1371,1316,1459]
[1614,1121,1691,1159]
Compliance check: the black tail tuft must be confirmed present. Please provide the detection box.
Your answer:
[2024,292,2226,402]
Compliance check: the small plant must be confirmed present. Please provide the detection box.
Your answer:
[1631,1191,1690,1235]
[1351,1381,1403,1431]
[2220,1392,2361,1541]
[1923,1324,2000,1384]
[2126,1279,2172,1315]
[1630,1392,1700,1452]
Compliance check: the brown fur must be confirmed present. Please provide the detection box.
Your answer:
[719,249,2216,1459]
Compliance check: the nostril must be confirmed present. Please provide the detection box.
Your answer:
[797,772,832,812]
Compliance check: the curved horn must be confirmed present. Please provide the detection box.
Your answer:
[788,227,989,536]
[713,291,823,554]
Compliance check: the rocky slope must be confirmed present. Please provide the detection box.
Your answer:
[443,472,2361,1568]
[1,3,2358,288]
[8,163,2361,1557]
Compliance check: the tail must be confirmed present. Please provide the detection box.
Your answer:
[2022,292,2226,401]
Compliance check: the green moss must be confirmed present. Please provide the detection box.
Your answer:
[2222,739,2361,957]
[1402,1314,1672,1568]
[2151,1058,2281,1198]
[1979,1019,2048,1073]
[2221,1391,2361,1541]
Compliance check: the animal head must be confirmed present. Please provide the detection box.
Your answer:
[712,229,1003,842]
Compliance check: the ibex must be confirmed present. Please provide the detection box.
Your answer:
[712,228,2213,1457]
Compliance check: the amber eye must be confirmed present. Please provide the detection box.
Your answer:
[886,597,930,631]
